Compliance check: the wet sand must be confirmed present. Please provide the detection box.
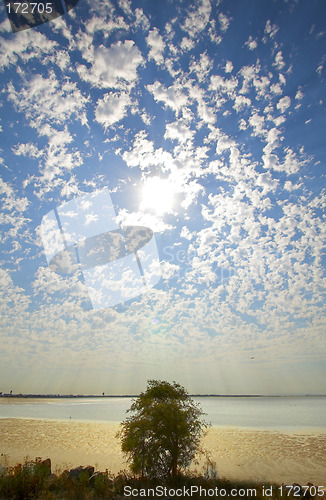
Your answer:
[0,418,325,485]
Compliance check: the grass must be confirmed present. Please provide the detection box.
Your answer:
[0,457,318,500]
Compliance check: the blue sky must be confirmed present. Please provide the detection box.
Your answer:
[0,0,325,395]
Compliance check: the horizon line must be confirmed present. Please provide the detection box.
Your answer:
[1,393,325,398]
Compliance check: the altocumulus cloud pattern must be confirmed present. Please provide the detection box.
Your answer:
[0,0,325,394]
[41,189,161,309]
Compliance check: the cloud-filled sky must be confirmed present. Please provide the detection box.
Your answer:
[0,0,325,395]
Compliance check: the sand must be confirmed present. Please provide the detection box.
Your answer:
[0,418,325,486]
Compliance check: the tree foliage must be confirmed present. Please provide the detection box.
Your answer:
[117,380,208,479]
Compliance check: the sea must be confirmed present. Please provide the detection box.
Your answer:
[0,396,325,432]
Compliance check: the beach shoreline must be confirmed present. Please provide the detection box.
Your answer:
[0,418,325,485]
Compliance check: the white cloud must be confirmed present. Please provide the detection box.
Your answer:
[22,127,83,199]
[215,132,237,155]
[122,131,155,168]
[238,118,247,130]
[281,148,302,174]
[180,226,193,240]
[188,84,217,124]
[181,0,212,38]
[146,28,165,64]
[164,121,194,143]
[0,268,30,312]
[249,113,265,135]
[181,180,203,209]
[239,62,260,94]
[295,89,304,100]
[210,74,238,94]
[7,72,88,128]
[77,40,143,89]
[255,172,278,193]
[273,115,286,127]
[279,73,286,85]
[0,178,29,213]
[83,15,128,36]
[134,8,151,31]
[0,30,56,71]
[273,51,285,71]
[190,53,213,81]
[233,95,251,113]
[180,37,195,51]
[277,96,291,113]
[118,0,133,16]
[265,20,279,38]
[225,60,233,73]
[284,181,300,191]
[147,81,188,115]
[253,75,270,98]
[121,131,178,175]
[160,261,180,279]
[218,13,231,33]
[270,83,283,95]
[264,127,282,154]
[116,208,173,233]
[12,143,43,158]
[95,92,131,128]
[262,153,280,171]
[316,64,323,77]
[245,36,258,50]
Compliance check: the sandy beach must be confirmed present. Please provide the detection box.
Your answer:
[0,418,325,486]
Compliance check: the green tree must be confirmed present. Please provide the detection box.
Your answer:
[117,380,208,479]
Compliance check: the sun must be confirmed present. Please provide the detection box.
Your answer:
[141,177,174,214]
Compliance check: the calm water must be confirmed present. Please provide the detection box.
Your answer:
[0,396,325,431]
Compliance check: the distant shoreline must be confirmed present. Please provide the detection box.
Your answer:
[1,393,325,398]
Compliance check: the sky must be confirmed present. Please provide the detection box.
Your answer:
[0,0,325,396]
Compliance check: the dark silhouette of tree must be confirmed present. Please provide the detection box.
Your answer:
[117,380,208,478]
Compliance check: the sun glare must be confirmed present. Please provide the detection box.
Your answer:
[141,177,174,214]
